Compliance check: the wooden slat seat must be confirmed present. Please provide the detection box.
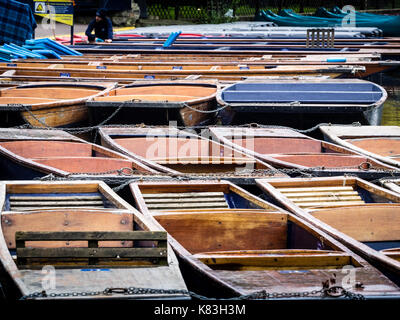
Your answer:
[277,186,355,193]
[292,196,363,203]
[285,191,359,197]
[297,201,366,208]
[143,192,224,199]
[8,194,106,211]
[277,185,365,209]
[144,191,229,211]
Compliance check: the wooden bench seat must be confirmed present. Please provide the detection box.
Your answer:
[277,185,366,210]
[144,191,229,211]
[193,249,353,270]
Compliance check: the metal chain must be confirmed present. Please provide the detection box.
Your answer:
[19,284,364,301]
[239,121,362,134]
[16,99,364,135]
[65,167,141,177]
[35,164,400,194]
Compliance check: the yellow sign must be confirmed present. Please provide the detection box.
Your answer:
[34,0,74,26]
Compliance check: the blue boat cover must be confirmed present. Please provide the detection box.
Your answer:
[221,82,383,104]
[0,0,37,46]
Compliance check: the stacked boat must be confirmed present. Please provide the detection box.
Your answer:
[259,8,400,36]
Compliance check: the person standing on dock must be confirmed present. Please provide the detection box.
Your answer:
[85,8,113,43]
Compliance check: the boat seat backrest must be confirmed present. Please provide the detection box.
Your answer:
[277,185,365,209]
[2,210,135,249]
[15,231,168,268]
[0,141,93,158]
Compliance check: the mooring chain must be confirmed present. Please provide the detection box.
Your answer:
[16,97,364,136]
[35,163,400,195]
[19,284,365,301]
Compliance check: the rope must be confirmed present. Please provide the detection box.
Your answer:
[181,102,230,114]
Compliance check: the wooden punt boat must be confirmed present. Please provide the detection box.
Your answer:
[2,58,395,78]
[48,52,384,63]
[0,128,158,180]
[216,79,387,126]
[0,64,361,82]
[0,82,117,128]
[105,37,400,51]
[87,81,218,127]
[256,176,400,285]
[0,180,188,300]
[320,125,400,168]
[129,180,400,298]
[209,126,397,178]
[98,126,282,177]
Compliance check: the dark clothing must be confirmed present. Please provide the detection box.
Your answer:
[0,0,37,45]
[135,0,148,19]
[85,18,113,41]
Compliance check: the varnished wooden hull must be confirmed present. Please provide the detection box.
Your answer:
[129,180,400,298]
[320,125,400,168]
[0,64,356,83]
[256,176,400,285]
[209,126,398,179]
[98,126,283,177]
[0,82,116,128]
[0,181,188,300]
[1,60,393,78]
[87,81,218,127]
[0,128,158,180]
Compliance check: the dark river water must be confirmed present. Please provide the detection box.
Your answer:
[374,72,400,126]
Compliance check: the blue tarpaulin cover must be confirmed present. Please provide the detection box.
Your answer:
[0,0,37,45]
